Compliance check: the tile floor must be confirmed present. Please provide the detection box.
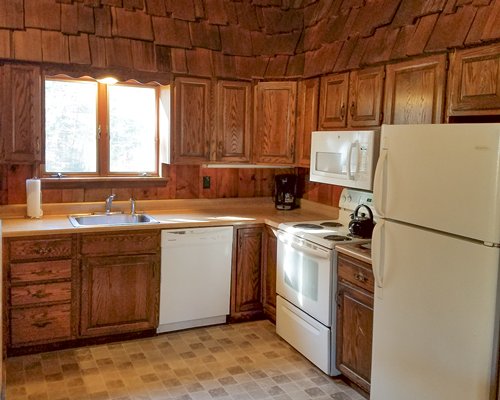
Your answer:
[6,321,365,400]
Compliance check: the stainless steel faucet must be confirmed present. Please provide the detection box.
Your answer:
[130,197,136,215]
[105,194,116,214]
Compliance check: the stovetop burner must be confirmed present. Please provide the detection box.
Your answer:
[324,235,352,242]
[293,223,324,230]
[320,221,343,228]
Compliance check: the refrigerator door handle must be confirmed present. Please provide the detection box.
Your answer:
[373,148,387,216]
[372,219,385,293]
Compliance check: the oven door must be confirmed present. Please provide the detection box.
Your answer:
[277,230,333,326]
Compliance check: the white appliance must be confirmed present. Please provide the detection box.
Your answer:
[276,189,373,375]
[310,130,379,190]
[371,123,500,400]
[158,226,233,333]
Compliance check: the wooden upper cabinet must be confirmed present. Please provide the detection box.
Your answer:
[172,77,211,164]
[253,81,297,164]
[1,63,42,163]
[448,43,500,116]
[384,55,446,124]
[349,66,384,127]
[216,80,252,163]
[295,78,319,167]
[319,73,349,129]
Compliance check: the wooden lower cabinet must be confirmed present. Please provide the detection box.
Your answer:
[5,235,76,348]
[230,226,264,321]
[336,253,374,395]
[262,226,277,322]
[79,231,160,337]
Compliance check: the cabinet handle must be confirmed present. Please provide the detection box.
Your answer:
[32,290,50,299]
[354,272,368,283]
[35,247,50,255]
[36,136,41,153]
[32,269,53,276]
[350,101,355,117]
[340,104,346,120]
[32,320,51,328]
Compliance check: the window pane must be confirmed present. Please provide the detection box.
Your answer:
[108,85,157,173]
[45,80,97,173]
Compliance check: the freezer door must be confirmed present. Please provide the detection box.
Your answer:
[371,220,500,400]
[374,123,500,244]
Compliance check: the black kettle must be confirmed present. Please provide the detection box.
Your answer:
[348,204,375,238]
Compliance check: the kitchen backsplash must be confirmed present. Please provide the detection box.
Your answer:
[0,164,343,208]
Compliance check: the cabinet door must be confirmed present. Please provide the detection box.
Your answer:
[80,254,159,336]
[230,227,263,321]
[295,78,319,167]
[253,82,296,164]
[384,55,446,124]
[216,80,252,162]
[1,64,41,163]
[349,66,384,127]
[172,77,211,164]
[336,282,374,394]
[318,73,349,129]
[262,226,277,322]
[448,43,500,116]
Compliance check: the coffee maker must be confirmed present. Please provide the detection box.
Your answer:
[274,174,297,210]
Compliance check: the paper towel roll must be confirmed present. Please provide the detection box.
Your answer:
[26,179,43,219]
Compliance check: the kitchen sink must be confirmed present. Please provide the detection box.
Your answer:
[68,213,159,227]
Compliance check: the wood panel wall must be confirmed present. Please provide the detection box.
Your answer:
[1,0,500,208]
[0,0,498,80]
[0,164,292,205]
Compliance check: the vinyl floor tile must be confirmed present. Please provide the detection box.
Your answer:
[6,321,364,400]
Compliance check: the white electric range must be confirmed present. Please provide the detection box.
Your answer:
[275,189,374,376]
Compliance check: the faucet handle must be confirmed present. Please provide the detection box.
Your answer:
[130,197,136,215]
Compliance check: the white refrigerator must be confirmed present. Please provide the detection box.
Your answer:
[371,124,500,400]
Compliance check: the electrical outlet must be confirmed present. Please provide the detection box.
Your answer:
[203,176,211,189]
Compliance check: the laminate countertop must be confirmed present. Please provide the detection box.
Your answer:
[336,242,372,265]
[0,197,338,238]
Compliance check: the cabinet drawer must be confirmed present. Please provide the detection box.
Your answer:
[9,237,73,261]
[11,282,71,306]
[10,259,72,283]
[337,254,374,293]
[80,231,159,255]
[10,304,71,346]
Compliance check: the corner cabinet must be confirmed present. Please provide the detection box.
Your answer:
[384,54,446,124]
[0,63,42,163]
[336,252,374,395]
[172,77,212,164]
[230,225,264,321]
[216,80,252,162]
[253,81,297,164]
[79,230,160,337]
[448,43,500,117]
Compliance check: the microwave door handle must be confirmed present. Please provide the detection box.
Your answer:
[346,142,357,180]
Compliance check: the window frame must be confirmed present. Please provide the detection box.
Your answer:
[42,75,161,179]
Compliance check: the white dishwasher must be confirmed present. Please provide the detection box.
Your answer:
[157,226,234,333]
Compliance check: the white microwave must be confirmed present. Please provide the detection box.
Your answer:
[309,130,380,190]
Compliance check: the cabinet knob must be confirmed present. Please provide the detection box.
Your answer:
[354,272,368,283]
[350,101,355,117]
[340,104,346,120]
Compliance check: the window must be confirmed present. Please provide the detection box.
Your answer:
[44,77,160,177]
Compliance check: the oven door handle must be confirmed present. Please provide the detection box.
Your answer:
[289,241,330,259]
